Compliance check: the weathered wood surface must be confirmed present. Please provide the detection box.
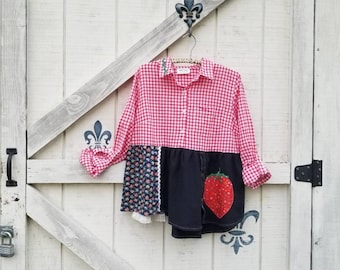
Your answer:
[289,0,314,269]
[262,0,292,163]
[61,3,118,269]
[0,0,27,269]
[26,185,134,270]
[27,0,228,158]
[313,0,340,269]
[262,185,290,269]
[27,1,64,268]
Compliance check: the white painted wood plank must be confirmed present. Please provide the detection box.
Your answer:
[313,0,340,269]
[26,185,134,270]
[27,0,64,126]
[0,0,27,269]
[27,0,64,160]
[27,160,288,184]
[27,0,228,158]
[26,1,64,268]
[289,0,314,269]
[261,185,289,270]
[262,0,292,162]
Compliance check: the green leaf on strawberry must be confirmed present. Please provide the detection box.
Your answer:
[203,170,234,219]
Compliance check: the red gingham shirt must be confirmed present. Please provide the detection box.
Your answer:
[80,57,271,188]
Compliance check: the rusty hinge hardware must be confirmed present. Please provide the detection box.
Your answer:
[294,160,322,187]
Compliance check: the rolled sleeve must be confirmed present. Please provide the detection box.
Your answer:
[242,158,271,188]
[80,148,116,177]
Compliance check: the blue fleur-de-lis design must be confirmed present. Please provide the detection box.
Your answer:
[220,210,260,254]
[84,120,112,149]
[175,0,203,36]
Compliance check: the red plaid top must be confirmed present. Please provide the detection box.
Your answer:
[80,58,271,188]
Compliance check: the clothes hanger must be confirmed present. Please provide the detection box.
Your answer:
[173,1,203,65]
[172,31,201,65]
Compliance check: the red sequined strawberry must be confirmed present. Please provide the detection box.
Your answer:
[203,171,234,219]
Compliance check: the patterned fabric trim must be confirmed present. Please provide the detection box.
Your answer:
[157,146,162,212]
[120,145,162,217]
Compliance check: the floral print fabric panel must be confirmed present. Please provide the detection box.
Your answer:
[120,145,161,216]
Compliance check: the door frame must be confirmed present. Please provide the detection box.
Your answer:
[0,0,27,269]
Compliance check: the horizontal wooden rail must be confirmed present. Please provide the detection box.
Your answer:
[27,160,290,184]
[27,160,126,183]
[27,0,227,158]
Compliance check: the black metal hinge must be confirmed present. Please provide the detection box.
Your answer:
[294,160,322,187]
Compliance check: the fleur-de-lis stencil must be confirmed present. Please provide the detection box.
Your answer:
[84,120,112,149]
[220,210,260,254]
[175,0,203,36]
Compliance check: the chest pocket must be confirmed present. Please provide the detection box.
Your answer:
[194,105,219,121]
[187,105,218,133]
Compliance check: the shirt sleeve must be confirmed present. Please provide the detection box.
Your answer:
[80,70,140,177]
[234,74,271,188]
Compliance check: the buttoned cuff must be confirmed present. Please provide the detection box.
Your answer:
[242,160,271,188]
[80,148,115,177]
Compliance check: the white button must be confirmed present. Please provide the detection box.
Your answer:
[180,129,185,134]
[182,109,186,113]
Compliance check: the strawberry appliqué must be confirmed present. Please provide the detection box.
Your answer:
[203,171,234,219]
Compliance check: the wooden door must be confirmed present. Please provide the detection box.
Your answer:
[313,0,340,269]
[0,0,314,269]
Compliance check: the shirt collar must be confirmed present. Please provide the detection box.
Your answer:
[159,57,214,80]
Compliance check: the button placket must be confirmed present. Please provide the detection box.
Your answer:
[179,87,188,137]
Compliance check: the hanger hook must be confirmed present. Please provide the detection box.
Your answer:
[181,31,197,60]
[189,33,197,59]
